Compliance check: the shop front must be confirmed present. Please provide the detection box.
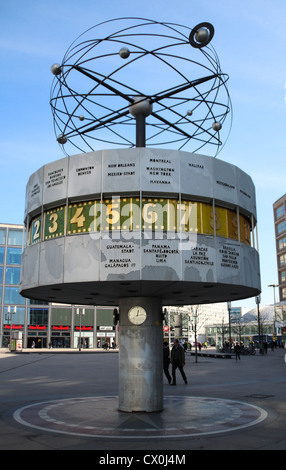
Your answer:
[51,325,71,348]
[1,304,117,350]
[73,325,93,349]
[3,323,24,347]
[97,326,116,348]
[27,325,47,348]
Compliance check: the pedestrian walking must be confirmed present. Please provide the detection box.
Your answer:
[234,342,241,361]
[171,339,188,385]
[163,341,172,384]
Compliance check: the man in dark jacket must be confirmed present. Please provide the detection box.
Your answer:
[171,339,188,385]
[234,342,241,361]
[163,341,172,384]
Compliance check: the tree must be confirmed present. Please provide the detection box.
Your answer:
[231,318,246,345]
[188,305,209,362]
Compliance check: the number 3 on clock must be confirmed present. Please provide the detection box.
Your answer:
[44,207,65,239]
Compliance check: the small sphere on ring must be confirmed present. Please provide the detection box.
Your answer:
[79,115,85,121]
[119,47,130,59]
[195,28,209,44]
[57,134,67,144]
[212,121,222,131]
[187,110,193,116]
[51,63,62,76]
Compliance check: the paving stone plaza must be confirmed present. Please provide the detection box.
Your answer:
[0,347,285,451]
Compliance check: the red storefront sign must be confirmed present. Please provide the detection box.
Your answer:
[28,325,47,330]
[4,324,23,330]
[75,326,93,331]
[52,325,70,331]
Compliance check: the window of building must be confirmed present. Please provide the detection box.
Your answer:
[4,287,25,305]
[0,247,4,264]
[0,229,6,245]
[277,221,286,234]
[4,306,25,325]
[29,308,48,325]
[280,254,286,267]
[282,288,286,300]
[29,299,49,305]
[74,307,94,327]
[96,308,114,326]
[280,271,286,283]
[51,307,72,326]
[8,229,23,246]
[282,306,286,322]
[0,266,3,284]
[278,237,286,251]
[6,247,22,265]
[5,267,21,285]
[276,205,285,220]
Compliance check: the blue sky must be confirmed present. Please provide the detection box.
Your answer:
[1,0,285,308]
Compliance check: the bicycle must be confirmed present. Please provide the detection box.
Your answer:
[242,347,256,355]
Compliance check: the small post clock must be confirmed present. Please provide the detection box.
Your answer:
[128,306,147,325]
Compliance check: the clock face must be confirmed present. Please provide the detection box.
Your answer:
[128,306,147,325]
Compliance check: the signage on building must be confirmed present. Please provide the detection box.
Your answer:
[75,325,93,331]
[4,324,23,330]
[28,325,47,330]
[97,331,115,337]
[52,325,70,331]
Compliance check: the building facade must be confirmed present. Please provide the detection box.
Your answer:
[205,321,279,347]
[273,194,286,302]
[0,223,117,348]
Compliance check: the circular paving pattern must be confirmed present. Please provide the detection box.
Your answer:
[13,395,267,439]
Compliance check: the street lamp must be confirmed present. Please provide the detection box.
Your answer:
[268,284,278,336]
[255,295,261,347]
[190,306,198,363]
[76,307,85,351]
[227,302,232,352]
[7,306,17,351]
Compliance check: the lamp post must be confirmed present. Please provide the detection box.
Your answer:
[168,309,171,346]
[227,302,232,352]
[8,306,17,351]
[191,306,198,363]
[76,307,85,351]
[268,284,278,336]
[255,294,261,348]
[162,308,170,345]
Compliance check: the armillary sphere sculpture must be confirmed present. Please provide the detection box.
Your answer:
[50,18,232,155]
